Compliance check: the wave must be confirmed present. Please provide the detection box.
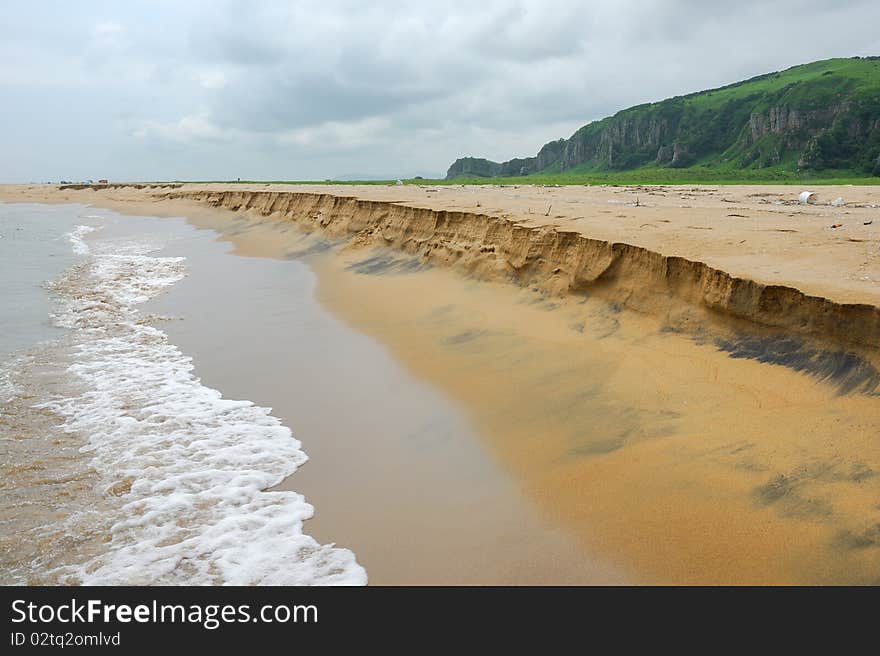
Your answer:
[34,225,366,585]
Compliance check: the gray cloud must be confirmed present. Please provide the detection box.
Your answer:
[1,0,877,181]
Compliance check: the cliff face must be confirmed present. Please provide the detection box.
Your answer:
[559,112,683,170]
[446,57,880,178]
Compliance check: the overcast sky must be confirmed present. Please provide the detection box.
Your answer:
[1,0,878,182]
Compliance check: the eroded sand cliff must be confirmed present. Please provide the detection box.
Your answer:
[156,186,880,384]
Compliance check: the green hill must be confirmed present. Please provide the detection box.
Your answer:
[446,57,880,181]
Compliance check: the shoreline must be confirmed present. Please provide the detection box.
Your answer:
[3,185,880,583]
[145,217,622,584]
[0,207,365,584]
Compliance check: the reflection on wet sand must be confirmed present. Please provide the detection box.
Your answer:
[173,205,880,584]
[147,217,622,584]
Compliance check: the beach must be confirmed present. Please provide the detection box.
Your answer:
[1,182,879,584]
[145,218,619,584]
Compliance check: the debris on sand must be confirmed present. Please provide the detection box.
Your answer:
[799,191,818,204]
[831,197,845,207]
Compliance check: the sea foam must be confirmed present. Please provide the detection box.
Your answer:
[37,225,366,585]
[66,224,97,255]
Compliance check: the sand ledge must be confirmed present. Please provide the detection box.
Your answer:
[163,188,880,364]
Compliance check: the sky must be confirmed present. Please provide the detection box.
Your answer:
[1,0,878,182]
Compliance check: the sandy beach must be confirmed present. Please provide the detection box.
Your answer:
[2,182,879,584]
[18,181,878,303]
[145,220,620,584]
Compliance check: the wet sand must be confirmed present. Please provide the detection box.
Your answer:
[3,183,879,584]
[146,218,623,584]
[306,255,880,584]
[144,205,880,584]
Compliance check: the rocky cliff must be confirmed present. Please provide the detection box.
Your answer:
[447,57,880,178]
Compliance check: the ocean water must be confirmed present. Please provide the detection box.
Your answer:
[0,203,366,585]
[0,203,81,361]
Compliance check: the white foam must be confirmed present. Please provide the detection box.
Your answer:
[0,358,18,403]
[39,232,366,585]
[66,224,98,255]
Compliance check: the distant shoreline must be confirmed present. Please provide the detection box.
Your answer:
[71,172,880,186]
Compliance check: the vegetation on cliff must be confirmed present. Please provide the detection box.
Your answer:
[447,57,880,181]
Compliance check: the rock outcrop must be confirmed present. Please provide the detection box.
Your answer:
[447,57,880,179]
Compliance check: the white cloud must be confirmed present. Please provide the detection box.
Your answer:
[277,117,391,148]
[132,112,242,144]
[0,0,878,181]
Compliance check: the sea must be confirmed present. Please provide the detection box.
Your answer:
[0,202,366,585]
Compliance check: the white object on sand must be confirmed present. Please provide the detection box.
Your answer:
[798,191,817,204]
[831,197,844,207]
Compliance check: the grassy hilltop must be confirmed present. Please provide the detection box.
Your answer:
[446,57,880,185]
